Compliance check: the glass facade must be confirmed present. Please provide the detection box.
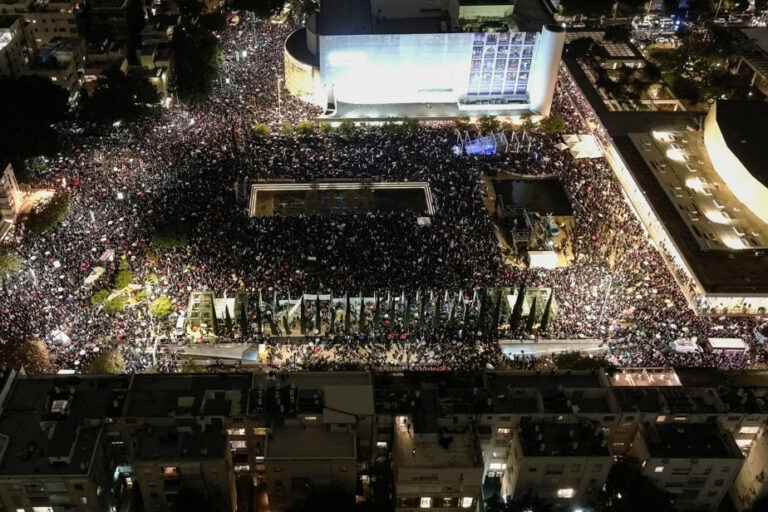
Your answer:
[466,31,538,103]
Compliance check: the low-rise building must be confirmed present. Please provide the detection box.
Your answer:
[0,15,30,77]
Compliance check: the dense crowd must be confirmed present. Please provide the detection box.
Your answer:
[0,12,763,374]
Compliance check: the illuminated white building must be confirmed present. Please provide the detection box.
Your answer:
[285,0,565,118]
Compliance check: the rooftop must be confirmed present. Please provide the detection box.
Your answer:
[518,420,609,457]
[0,376,129,475]
[266,427,356,459]
[492,177,574,217]
[125,373,249,417]
[565,58,768,295]
[712,100,768,191]
[642,423,742,459]
[135,426,226,460]
[395,430,481,469]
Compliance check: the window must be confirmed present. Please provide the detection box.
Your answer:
[227,428,245,436]
[162,466,178,478]
[557,488,575,499]
[32,508,53,512]
[80,498,87,505]
[489,463,506,471]
[230,440,247,450]
[420,497,432,509]
[496,428,510,435]
[740,426,760,434]
[234,464,250,472]
[376,441,388,448]
[654,466,665,473]
[461,497,474,509]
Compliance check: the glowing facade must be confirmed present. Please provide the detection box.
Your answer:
[284,0,565,117]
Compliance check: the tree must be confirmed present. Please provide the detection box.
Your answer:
[540,292,554,332]
[17,339,53,375]
[509,286,525,333]
[224,305,234,335]
[0,250,23,275]
[239,298,249,337]
[91,289,111,306]
[0,76,68,159]
[337,120,356,139]
[539,114,567,135]
[479,115,501,133]
[525,296,538,333]
[295,120,316,137]
[25,193,70,234]
[150,296,174,319]
[79,66,159,123]
[552,351,616,372]
[172,25,222,104]
[86,349,126,374]
[114,257,134,289]
[230,0,283,16]
[251,123,271,137]
[103,295,128,316]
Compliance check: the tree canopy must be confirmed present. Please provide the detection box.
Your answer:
[86,349,126,374]
[150,296,174,319]
[172,25,222,103]
[79,67,159,123]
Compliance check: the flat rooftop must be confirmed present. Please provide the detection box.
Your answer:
[0,376,129,475]
[565,57,768,295]
[135,426,226,460]
[125,374,250,417]
[267,427,356,459]
[396,431,480,468]
[519,420,609,457]
[643,423,742,459]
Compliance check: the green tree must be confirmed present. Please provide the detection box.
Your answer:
[25,193,70,234]
[552,351,615,372]
[479,115,501,133]
[172,25,221,104]
[114,258,134,290]
[17,339,53,375]
[86,349,126,374]
[103,296,128,315]
[230,0,283,16]
[251,123,271,137]
[539,114,567,135]
[78,66,159,123]
[0,250,22,274]
[91,289,111,306]
[525,296,538,333]
[150,296,174,319]
[509,285,525,333]
[337,120,356,139]
[540,292,554,333]
[295,120,316,137]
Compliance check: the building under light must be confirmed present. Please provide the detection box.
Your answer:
[284,0,565,119]
[563,51,768,315]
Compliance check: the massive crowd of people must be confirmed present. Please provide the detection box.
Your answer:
[0,12,764,374]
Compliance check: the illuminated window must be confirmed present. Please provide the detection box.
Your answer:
[420,497,432,509]
[496,428,511,435]
[656,415,666,423]
[557,488,575,499]
[489,462,506,471]
[740,426,760,434]
[16,509,25,512]
[253,427,268,435]
[32,508,53,512]
[461,497,474,508]
[163,466,178,478]
[376,441,388,448]
[227,428,245,436]
[304,416,318,421]
[230,440,247,450]
[234,464,250,472]
[654,466,665,473]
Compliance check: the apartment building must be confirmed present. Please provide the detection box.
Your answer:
[0,374,131,512]
[508,419,611,506]
[0,0,77,47]
[132,426,236,512]
[0,15,29,77]
[0,369,767,512]
[631,422,744,511]
[0,162,21,239]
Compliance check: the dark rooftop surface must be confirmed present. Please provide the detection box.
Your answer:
[125,374,249,417]
[565,57,768,295]
[285,28,319,67]
[0,376,129,475]
[643,423,742,459]
[135,426,226,460]
[519,420,609,457]
[713,100,768,190]
[318,0,372,36]
[493,177,574,216]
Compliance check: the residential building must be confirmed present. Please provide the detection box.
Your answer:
[507,419,611,506]
[0,15,29,77]
[0,162,22,241]
[631,422,744,511]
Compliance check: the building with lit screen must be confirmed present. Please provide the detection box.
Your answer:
[284,0,565,118]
